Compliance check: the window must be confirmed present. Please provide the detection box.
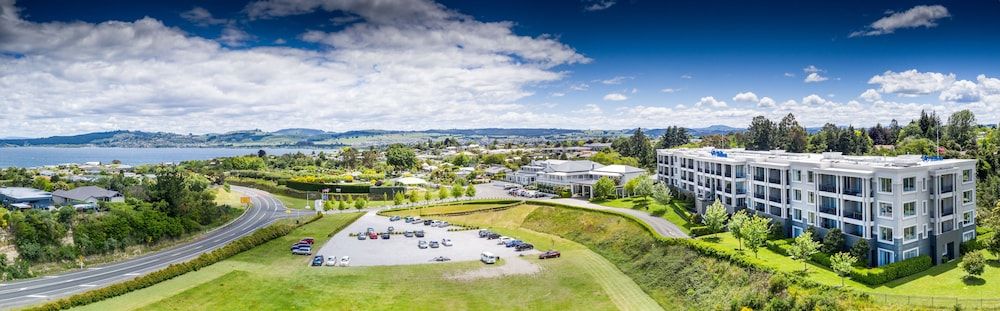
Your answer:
[878,248,895,266]
[808,191,815,204]
[793,209,802,221]
[922,201,928,215]
[807,171,814,183]
[903,226,916,242]
[964,231,976,242]
[879,226,894,243]
[963,169,973,183]
[903,248,919,260]
[794,189,802,201]
[963,211,974,226]
[921,178,927,191]
[903,177,916,192]
[878,202,893,219]
[808,212,815,224]
[903,201,916,218]
[963,190,974,204]
[924,224,930,239]
[879,177,893,193]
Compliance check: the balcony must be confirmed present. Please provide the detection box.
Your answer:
[819,183,837,193]
[754,192,765,200]
[941,184,954,194]
[736,188,747,195]
[843,210,863,221]
[820,218,838,229]
[819,205,837,215]
[769,194,782,204]
[942,220,954,233]
[843,223,864,237]
[769,206,782,216]
[753,174,765,182]
[941,206,954,217]
[842,187,862,197]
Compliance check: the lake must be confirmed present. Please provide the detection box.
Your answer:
[0,147,327,168]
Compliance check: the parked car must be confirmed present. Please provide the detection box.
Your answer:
[311,255,324,266]
[368,232,379,240]
[486,233,501,240]
[429,241,440,248]
[418,240,428,249]
[515,243,534,251]
[291,245,312,255]
[423,220,433,226]
[404,216,414,223]
[497,236,512,245]
[439,222,449,228]
[505,239,522,248]
[412,217,421,223]
[431,256,451,262]
[366,227,375,234]
[389,216,401,221]
[381,232,390,239]
[290,243,310,250]
[325,256,338,266]
[478,229,491,238]
[430,220,441,227]
[538,250,561,259]
[441,238,453,246]
[357,232,367,240]
[403,230,414,237]
[481,251,498,264]
[387,226,395,233]
[339,256,351,267]
[415,230,425,238]
[299,237,315,244]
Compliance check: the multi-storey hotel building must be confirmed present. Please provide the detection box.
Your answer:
[656,148,977,266]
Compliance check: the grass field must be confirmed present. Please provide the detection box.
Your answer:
[75,209,630,311]
[699,232,1000,300]
[593,197,695,234]
[214,186,245,209]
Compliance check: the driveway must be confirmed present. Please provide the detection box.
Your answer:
[548,198,690,239]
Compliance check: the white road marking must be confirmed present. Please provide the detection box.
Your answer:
[26,294,47,298]
[124,273,140,276]
[42,276,58,279]
[78,284,97,288]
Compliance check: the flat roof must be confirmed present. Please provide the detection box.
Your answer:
[659,147,975,169]
[0,187,52,200]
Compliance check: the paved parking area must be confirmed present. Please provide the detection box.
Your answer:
[315,211,539,266]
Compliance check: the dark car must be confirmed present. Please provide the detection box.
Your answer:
[381,232,390,239]
[403,230,414,237]
[478,230,490,238]
[538,250,561,259]
[515,243,534,251]
[486,233,501,240]
[414,230,425,238]
[311,255,324,266]
[505,240,522,248]
[429,241,440,248]
[423,220,433,226]
[299,237,315,245]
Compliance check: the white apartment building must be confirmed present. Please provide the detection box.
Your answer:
[508,159,645,198]
[657,148,977,267]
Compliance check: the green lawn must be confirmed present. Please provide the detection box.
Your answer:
[74,208,630,311]
[698,232,1000,300]
[593,197,695,234]
[213,187,245,209]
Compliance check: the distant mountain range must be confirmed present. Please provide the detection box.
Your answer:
[0,126,748,148]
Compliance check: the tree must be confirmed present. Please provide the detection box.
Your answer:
[728,210,749,250]
[438,187,449,200]
[746,115,775,150]
[777,113,808,152]
[340,147,359,169]
[632,175,655,201]
[408,190,420,203]
[744,215,772,258]
[590,150,641,167]
[960,250,986,280]
[257,149,267,157]
[593,177,616,200]
[946,109,977,150]
[354,199,366,210]
[850,239,870,267]
[788,231,820,272]
[821,228,845,253]
[385,144,417,171]
[338,200,347,210]
[830,252,857,287]
[651,183,673,206]
[393,192,405,205]
[703,199,728,233]
[451,183,464,198]
[657,126,690,149]
[465,184,476,197]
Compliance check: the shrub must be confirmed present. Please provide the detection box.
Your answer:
[821,228,845,253]
[690,226,713,237]
[850,239,870,267]
[649,208,666,217]
[849,255,932,285]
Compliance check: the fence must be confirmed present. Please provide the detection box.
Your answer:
[868,293,1000,309]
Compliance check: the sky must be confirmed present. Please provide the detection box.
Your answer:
[1,0,999,137]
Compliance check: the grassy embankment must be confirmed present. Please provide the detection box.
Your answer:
[592,197,696,234]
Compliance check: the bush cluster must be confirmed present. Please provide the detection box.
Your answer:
[850,255,932,286]
[689,226,712,237]
[26,213,323,311]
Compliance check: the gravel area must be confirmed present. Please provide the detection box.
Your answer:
[315,211,540,267]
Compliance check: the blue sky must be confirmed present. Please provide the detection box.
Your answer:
[2,0,999,136]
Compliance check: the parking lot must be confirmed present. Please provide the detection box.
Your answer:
[314,211,539,267]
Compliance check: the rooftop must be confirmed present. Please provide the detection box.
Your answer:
[0,187,52,200]
[659,148,975,169]
[52,186,120,201]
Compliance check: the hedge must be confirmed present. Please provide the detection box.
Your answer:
[689,226,713,237]
[849,255,932,286]
[26,213,325,311]
[285,180,370,193]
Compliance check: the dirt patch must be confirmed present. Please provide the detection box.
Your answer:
[445,255,541,281]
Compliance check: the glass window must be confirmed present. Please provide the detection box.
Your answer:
[879,202,893,218]
[808,212,815,224]
[807,172,814,183]
[808,191,815,204]
[879,227,893,242]
[963,169,972,183]
[903,177,916,192]
[793,170,802,182]
[922,201,928,215]
[964,211,974,226]
[793,209,802,220]
[794,189,802,201]
[963,190,974,204]
[903,201,916,217]
[880,177,892,193]
[964,231,976,242]
[903,248,919,260]
[904,226,916,241]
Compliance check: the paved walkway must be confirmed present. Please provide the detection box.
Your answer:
[548,198,689,239]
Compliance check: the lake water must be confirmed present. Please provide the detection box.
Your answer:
[0,147,326,168]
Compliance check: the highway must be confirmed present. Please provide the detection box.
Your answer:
[0,186,314,310]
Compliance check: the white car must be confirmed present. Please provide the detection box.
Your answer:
[441,238,453,246]
[497,236,512,245]
[339,256,351,267]
[325,256,338,266]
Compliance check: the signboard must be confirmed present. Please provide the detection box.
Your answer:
[240,196,251,204]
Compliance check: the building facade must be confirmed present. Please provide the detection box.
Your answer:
[508,159,645,198]
[656,148,977,267]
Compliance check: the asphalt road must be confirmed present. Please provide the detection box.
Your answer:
[0,186,313,310]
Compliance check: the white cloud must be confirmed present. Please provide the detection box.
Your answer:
[851,5,950,37]
[803,65,823,73]
[603,93,628,101]
[0,0,590,136]
[757,97,776,108]
[600,75,631,85]
[783,72,795,77]
[570,83,589,91]
[273,38,287,44]
[801,94,830,106]
[695,96,727,108]
[680,74,692,79]
[660,87,679,93]
[575,103,603,114]
[583,0,616,11]
[804,72,828,83]
[550,92,565,97]
[939,75,1000,103]
[868,69,956,96]
[219,26,255,46]
[181,7,227,26]
[630,88,638,94]
[859,89,881,102]
[732,91,759,103]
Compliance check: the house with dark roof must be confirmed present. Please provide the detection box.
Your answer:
[52,186,124,205]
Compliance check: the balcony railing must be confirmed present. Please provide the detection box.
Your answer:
[842,188,862,196]
[735,172,746,178]
[819,184,837,193]
[941,184,954,194]
[769,177,781,184]
[843,224,864,237]
[769,206,782,216]
[843,210,864,221]
[753,175,765,182]
[769,195,782,204]
[819,205,837,215]
[736,189,747,195]
[754,193,765,200]
[941,206,954,217]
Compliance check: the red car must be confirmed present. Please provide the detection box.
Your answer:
[538,251,561,259]
[299,237,315,245]
[368,232,379,240]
